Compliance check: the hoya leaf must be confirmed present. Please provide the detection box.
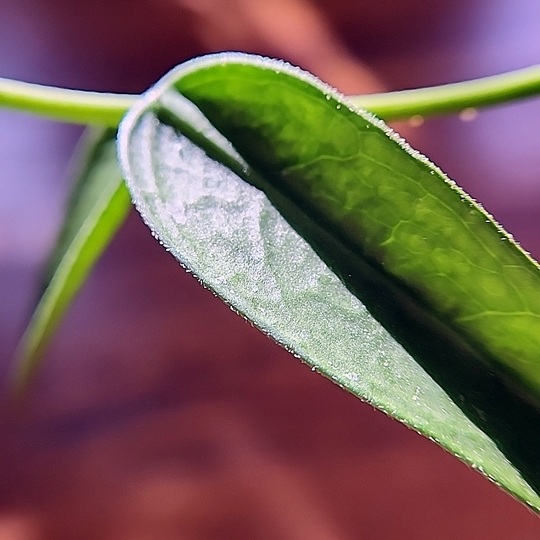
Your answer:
[13,127,131,389]
[118,53,540,510]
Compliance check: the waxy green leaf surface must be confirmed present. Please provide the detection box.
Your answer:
[13,127,131,388]
[118,53,540,509]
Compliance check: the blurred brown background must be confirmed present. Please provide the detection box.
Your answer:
[1,0,540,538]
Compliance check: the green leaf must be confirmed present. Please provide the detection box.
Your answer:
[12,127,131,389]
[118,53,540,510]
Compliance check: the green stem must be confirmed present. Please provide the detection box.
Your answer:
[1,64,539,125]
[0,77,135,126]
[350,64,540,120]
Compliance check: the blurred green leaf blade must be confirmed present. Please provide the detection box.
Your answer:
[118,53,540,510]
[13,127,131,388]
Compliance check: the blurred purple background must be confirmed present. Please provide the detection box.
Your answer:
[1,1,539,538]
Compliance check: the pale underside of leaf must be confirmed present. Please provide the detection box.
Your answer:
[119,54,540,510]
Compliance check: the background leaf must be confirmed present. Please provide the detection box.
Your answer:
[12,127,131,389]
[119,53,540,510]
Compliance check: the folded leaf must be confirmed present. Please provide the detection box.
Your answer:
[118,53,540,510]
[13,127,131,389]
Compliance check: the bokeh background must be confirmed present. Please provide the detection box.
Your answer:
[1,1,540,538]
